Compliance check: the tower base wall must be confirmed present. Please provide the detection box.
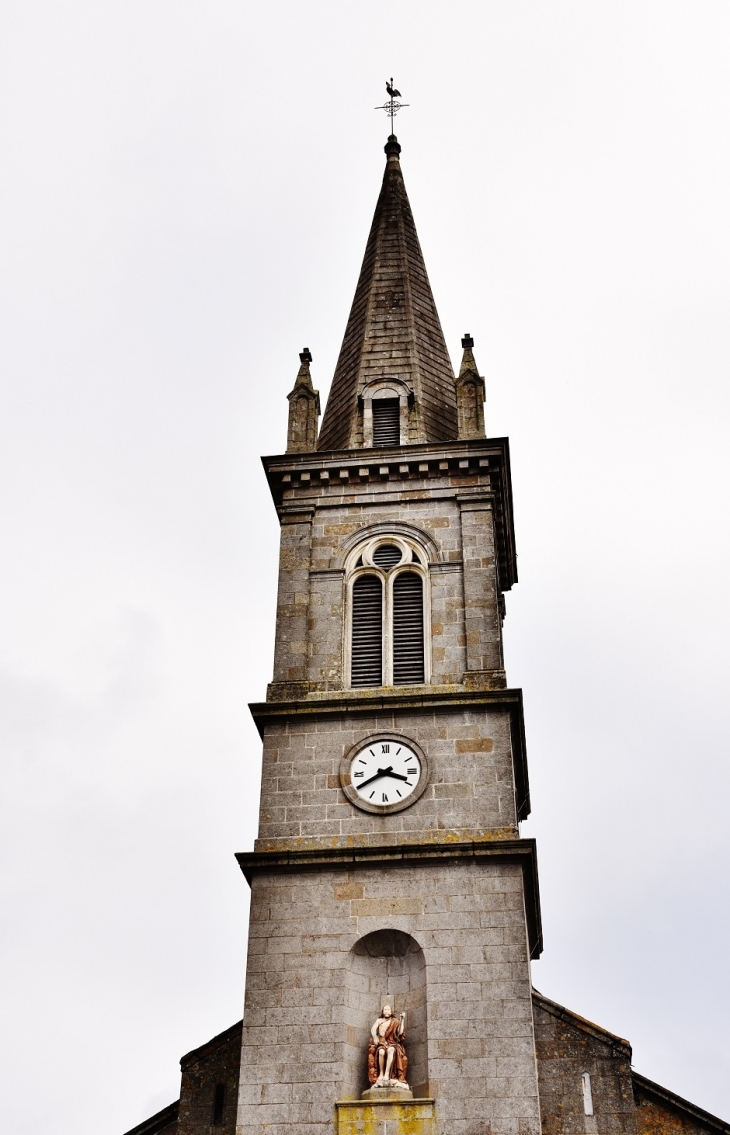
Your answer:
[236,859,540,1135]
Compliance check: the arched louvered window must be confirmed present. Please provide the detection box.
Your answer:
[347,537,429,688]
[392,572,425,684]
[351,574,383,687]
[372,543,402,568]
[372,399,400,446]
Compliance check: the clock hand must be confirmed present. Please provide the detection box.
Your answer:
[383,770,410,783]
[357,766,393,790]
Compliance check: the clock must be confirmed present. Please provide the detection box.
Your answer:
[340,734,429,814]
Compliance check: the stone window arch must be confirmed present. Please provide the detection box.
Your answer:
[345,534,431,688]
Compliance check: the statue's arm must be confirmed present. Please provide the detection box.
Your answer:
[370,1019,381,1043]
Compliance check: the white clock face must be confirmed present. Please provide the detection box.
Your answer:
[349,739,422,807]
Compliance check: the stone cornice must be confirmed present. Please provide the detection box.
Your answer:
[236,838,543,959]
[261,436,517,591]
[250,686,530,821]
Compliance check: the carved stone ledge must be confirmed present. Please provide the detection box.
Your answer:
[361,1083,413,1102]
[262,436,518,591]
[462,668,507,690]
[265,680,312,702]
[236,837,543,959]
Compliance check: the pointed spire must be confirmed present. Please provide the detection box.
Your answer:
[286,348,320,453]
[317,136,458,451]
[455,333,486,440]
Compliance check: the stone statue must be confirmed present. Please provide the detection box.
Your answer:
[367,1005,408,1087]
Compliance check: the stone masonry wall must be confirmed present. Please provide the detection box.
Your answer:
[255,707,518,853]
[633,1089,720,1135]
[177,1022,243,1135]
[533,994,637,1135]
[270,468,505,696]
[272,514,314,685]
[237,860,539,1135]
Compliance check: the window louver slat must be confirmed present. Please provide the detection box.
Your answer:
[392,571,425,685]
[351,574,383,687]
[372,544,402,568]
[372,399,400,447]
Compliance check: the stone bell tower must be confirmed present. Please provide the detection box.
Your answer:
[235,134,542,1135]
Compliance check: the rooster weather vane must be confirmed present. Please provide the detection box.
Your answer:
[375,79,409,134]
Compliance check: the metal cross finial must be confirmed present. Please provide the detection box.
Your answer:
[374,78,409,133]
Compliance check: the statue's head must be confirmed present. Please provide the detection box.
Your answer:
[382,1004,393,1018]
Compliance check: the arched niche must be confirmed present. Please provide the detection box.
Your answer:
[343,929,428,1100]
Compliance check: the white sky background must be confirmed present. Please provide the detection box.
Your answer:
[0,2,728,1131]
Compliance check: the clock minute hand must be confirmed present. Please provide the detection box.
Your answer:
[357,765,393,790]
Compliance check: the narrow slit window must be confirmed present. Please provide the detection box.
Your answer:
[372,399,400,447]
[392,572,425,685]
[351,574,383,687]
[581,1073,594,1116]
[213,1084,225,1126]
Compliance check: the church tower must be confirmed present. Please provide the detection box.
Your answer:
[234,134,542,1135]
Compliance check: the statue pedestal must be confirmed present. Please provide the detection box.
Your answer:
[361,1081,413,1101]
[335,1098,436,1135]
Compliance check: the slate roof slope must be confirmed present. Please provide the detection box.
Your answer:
[317,135,458,451]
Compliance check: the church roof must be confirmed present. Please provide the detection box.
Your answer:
[317,135,458,452]
[532,988,632,1056]
[633,1072,730,1135]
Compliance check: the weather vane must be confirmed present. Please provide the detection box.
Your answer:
[375,79,409,134]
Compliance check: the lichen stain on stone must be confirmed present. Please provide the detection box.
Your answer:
[635,1097,707,1135]
[259,827,519,855]
[336,1102,436,1135]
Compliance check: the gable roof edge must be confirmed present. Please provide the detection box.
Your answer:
[121,1100,179,1135]
[633,1071,730,1135]
[532,988,632,1057]
[180,1019,243,1069]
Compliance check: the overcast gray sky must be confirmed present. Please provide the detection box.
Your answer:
[1,3,729,1133]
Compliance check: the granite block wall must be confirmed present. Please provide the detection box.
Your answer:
[177,1022,243,1135]
[533,994,637,1135]
[269,477,505,697]
[236,860,540,1135]
[255,707,518,853]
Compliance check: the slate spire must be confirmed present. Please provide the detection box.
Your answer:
[317,135,458,451]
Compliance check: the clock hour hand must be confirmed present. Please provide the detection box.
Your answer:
[357,765,393,790]
[384,770,410,783]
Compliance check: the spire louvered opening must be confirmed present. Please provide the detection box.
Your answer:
[372,399,400,447]
[351,574,383,687]
[392,571,425,685]
[372,544,402,568]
